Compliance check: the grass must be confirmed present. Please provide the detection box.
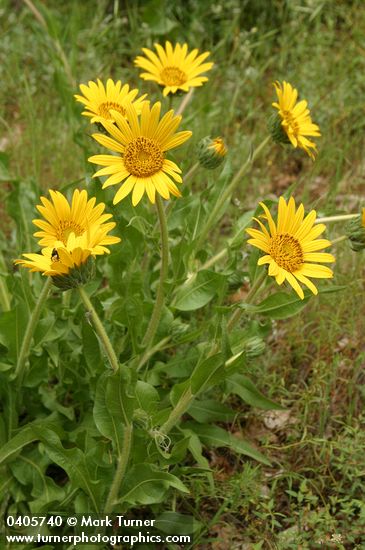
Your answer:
[1,0,365,548]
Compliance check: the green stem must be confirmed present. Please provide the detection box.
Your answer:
[160,387,193,436]
[315,213,358,224]
[184,161,199,182]
[15,277,52,384]
[175,89,194,116]
[330,235,348,245]
[226,270,268,331]
[161,270,268,435]
[142,195,169,349]
[195,135,270,253]
[78,286,119,373]
[0,278,10,311]
[104,423,133,514]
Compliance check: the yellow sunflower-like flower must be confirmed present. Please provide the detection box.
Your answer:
[246,197,335,299]
[88,101,192,206]
[15,191,121,289]
[134,41,213,96]
[272,81,321,160]
[15,237,92,277]
[74,78,147,124]
[32,189,121,253]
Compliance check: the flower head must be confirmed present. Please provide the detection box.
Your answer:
[134,41,213,97]
[89,101,192,206]
[246,197,335,299]
[74,78,147,124]
[271,81,321,160]
[32,189,121,253]
[346,208,365,251]
[15,190,121,289]
[197,136,227,169]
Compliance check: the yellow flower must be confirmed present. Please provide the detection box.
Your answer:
[15,237,93,277]
[246,197,335,299]
[74,78,147,124]
[88,101,192,206]
[32,189,121,253]
[209,137,227,157]
[272,81,321,160]
[134,41,213,96]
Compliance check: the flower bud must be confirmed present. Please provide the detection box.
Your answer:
[197,136,227,169]
[267,113,291,145]
[52,256,95,291]
[244,336,266,360]
[346,209,365,251]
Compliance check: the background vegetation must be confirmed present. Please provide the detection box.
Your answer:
[0,0,364,548]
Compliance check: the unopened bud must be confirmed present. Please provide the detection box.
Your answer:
[346,209,365,252]
[197,136,227,169]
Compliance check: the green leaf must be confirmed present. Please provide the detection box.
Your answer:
[155,512,201,535]
[183,422,270,465]
[32,426,102,511]
[135,381,160,414]
[188,399,236,423]
[0,426,36,465]
[121,464,189,505]
[174,270,226,311]
[253,291,310,319]
[0,302,29,360]
[190,353,224,394]
[82,318,102,371]
[93,370,135,454]
[226,373,284,410]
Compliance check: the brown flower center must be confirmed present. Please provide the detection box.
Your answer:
[98,101,126,120]
[56,221,84,245]
[124,137,164,177]
[160,66,187,86]
[269,233,303,272]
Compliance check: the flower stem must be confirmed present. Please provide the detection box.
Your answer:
[15,277,52,384]
[161,270,268,435]
[175,89,194,116]
[160,387,193,435]
[195,135,270,253]
[330,235,348,245]
[142,195,169,349]
[227,270,268,331]
[104,422,133,513]
[78,286,119,372]
[315,213,358,224]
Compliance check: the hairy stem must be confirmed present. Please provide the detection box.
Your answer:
[195,136,270,253]
[161,270,268,435]
[142,195,169,349]
[315,213,358,224]
[15,277,52,384]
[78,286,119,372]
[104,423,133,513]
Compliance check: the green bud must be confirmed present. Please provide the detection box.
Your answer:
[268,113,291,145]
[52,256,95,291]
[244,336,266,360]
[346,212,365,251]
[197,136,227,169]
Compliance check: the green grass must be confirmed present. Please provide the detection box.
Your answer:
[1,1,365,548]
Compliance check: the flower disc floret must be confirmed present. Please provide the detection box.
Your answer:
[88,101,192,205]
[124,137,164,178]
[246,197,335,299]
[134,41,213,96]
